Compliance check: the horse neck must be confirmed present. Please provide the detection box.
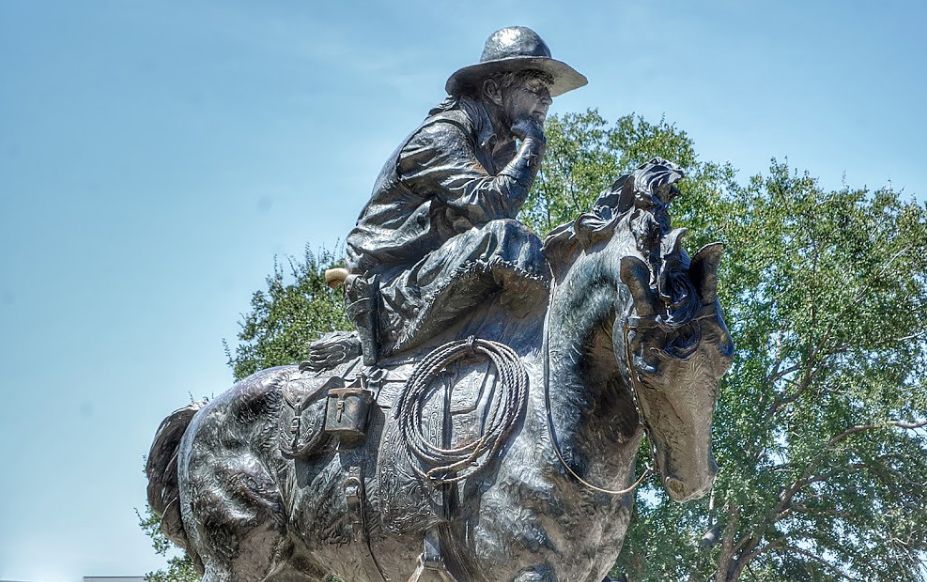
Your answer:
[542,239,643,487]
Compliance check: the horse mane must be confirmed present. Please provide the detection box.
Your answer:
[542,158,699,325]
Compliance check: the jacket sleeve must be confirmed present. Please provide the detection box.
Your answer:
[398,121,544,225]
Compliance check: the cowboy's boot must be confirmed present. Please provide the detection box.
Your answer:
[345,274,380,366]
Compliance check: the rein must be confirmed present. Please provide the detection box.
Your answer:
[542,277,655,496]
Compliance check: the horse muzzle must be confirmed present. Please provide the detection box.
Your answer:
[662,455,718,502]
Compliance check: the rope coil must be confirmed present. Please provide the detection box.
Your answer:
[395,336,528,485]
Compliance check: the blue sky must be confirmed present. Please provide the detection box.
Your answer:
[0,1,924,580]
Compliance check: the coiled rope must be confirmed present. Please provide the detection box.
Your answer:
[395,336,528,485]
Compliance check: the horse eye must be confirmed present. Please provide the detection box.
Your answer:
[660,323,701,359]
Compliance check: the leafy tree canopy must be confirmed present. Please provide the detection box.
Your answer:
[224,247,351,381]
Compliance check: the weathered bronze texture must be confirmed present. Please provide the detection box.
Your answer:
[146,27,733,582]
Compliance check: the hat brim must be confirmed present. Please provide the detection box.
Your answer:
[445,56,587,98]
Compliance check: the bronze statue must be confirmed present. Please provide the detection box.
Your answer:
[146,27,734,582]
[342,26,585,364]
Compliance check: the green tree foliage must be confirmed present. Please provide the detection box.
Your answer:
[522,110,732,236]
[224,246,350,381]
[678,167,926,582]
[528,111,927,581]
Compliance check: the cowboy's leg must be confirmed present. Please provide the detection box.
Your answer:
[379,219,549,352]
[477,219,549,309]
[415,218,547,285]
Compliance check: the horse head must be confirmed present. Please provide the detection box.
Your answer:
[618,243,733,501]
[612,159,733,501]
[545,158,734,502]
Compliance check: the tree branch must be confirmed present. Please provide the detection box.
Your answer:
[825,419,927,449]
[772,243,919,418]
[778,545,855,580]
[714,502,740,582]
[768,362,802,384]
[778,502,853,520]
[723,417,925,580]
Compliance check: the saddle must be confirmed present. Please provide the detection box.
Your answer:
[299,269,533,581]
[282,337,528,582]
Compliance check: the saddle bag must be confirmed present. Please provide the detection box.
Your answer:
[279,375,341,459]
[325,377,375,445]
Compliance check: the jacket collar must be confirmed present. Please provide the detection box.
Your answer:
[458,95,501,152]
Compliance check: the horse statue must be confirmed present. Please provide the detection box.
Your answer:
[146,159,733,581]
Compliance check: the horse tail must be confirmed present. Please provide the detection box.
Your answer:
[146,400,204,566]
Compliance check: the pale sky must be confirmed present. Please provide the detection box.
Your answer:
[1,1,924,580]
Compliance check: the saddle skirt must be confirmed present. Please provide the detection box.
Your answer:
[279,342,527,537]
[375,351,521,535]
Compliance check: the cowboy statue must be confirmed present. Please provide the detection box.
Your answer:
[146,24,733,582]
[326,26,587,366]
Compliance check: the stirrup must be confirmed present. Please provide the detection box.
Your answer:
[406,528,458,582]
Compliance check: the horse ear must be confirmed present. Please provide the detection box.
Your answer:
[620,256,658,316]
[689,242,724,303]
[661,227,688,261]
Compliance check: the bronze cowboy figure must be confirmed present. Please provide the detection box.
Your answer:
[146,25,733,582]
[335,26,587,364]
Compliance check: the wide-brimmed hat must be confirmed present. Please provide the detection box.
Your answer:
[445,26,587,98]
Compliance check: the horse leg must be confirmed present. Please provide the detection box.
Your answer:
[184,446,304,581]
[516,570,619,582]
[200,561,326,582]
[201,563,232,582]
[200,547,328,582]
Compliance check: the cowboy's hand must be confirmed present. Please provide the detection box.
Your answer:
[511,116,546,145]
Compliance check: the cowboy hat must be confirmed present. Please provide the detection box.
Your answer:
[445,26,587,97]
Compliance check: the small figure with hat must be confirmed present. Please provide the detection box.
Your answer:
[340,26,586,364]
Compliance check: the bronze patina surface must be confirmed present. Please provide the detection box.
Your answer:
[146,27,733,582]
